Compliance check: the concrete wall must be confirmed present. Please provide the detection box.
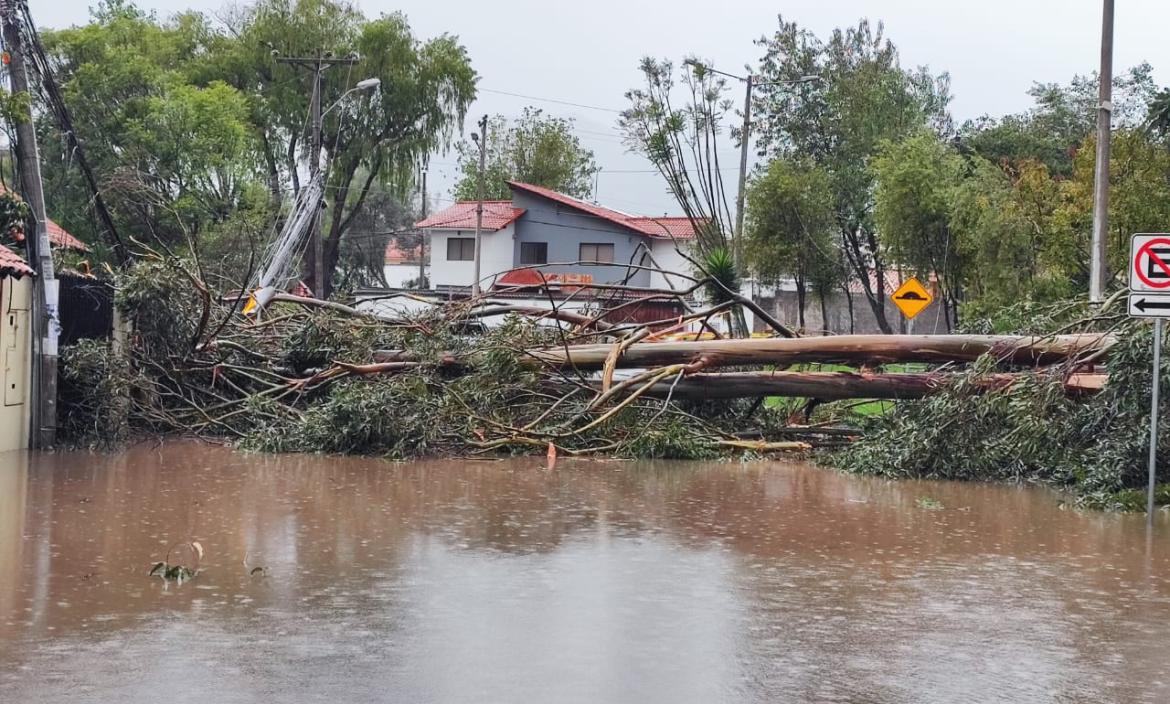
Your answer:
[0,276,32,451]
[753,287,952,335]
[428,224,515,289]
[510,190,651,286]
[648,239,693,291]
[383,263,426,289]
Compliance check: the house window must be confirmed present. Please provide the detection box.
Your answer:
[446,237,475,261]
[579,243,614,264]
[520,242,548,265]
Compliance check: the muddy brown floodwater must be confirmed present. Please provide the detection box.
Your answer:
[2,443,1170,703]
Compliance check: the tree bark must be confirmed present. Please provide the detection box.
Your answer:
[531,334,1114,371]
[631,370,1106,401]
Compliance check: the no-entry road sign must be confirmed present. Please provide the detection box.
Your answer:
[1130,234,1170,292]
[1129,293,1170,318]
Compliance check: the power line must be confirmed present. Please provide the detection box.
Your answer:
[479,88,623,114]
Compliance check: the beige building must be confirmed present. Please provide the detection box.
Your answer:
[0,244,33,452]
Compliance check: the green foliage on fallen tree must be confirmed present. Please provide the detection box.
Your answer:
[834,297,1164,509]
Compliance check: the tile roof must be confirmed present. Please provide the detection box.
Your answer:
[0,243,34,278]
[415,201,525,231]
[507,181,698,239]
[46,220,90,252]
[0,184,90,251]
[624,217,698,239]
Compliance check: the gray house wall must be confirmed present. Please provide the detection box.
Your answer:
[509,190,652,286]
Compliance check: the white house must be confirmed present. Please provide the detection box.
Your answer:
[354,182,703,330]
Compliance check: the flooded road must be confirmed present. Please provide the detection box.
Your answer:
[2,442,1170,703]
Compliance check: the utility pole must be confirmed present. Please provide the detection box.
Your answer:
[3,2,58,447]
[733,74,753,271]
[418,166,427,289]
[277,52,358,299]
[1089,0,1115,303]
[684,60,817,272]
[471,114,488,296]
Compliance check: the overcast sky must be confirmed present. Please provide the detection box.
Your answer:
[37,0,1170,215]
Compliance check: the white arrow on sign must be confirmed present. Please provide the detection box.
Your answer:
[1129,293,1170,318]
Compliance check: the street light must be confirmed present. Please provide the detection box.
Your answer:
[683,59,820,269]
[321,77,381,118]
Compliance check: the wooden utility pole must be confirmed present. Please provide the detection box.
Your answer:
[3,2,58,446]
[277,53,358,299]
[471,114,488,295]
[1089,0,1115,303]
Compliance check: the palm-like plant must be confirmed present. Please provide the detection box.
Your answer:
[698,247,751,337]
[1147,89,1170,139]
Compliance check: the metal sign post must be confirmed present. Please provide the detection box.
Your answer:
[1148,319,1162,521]
[1130,234,1170,520]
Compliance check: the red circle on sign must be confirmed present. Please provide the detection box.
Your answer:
[1135,238,1170,289]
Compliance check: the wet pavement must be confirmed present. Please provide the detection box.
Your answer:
[2,441,1169,703]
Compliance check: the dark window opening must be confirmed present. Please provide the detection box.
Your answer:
[579,243,615,264]
[446,237,475,261]
[520,242,548,265]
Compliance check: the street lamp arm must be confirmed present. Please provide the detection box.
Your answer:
[320,78,381,119]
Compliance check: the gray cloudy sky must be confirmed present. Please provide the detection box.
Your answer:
[38,0,1170,215]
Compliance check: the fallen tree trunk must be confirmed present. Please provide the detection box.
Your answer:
[631,371,1107,401]
[532,334,1114,371]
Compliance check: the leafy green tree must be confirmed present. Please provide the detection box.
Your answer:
[751,17,953,333]
[960,64,1159,176]
[745,158,839,330]
[1147,89,1170,140]
[1053,129,1170,284]
[40,2,261,256]
[452,107,599,200]
[872,132,965,325]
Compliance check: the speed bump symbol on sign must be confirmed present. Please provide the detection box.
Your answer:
[891,278,933,320]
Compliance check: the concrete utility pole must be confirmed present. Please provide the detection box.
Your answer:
[3,3,58,447]
[471,114,488,295]
[418,166,427,289]
[734,74,753,270]
[277,52,358,299]
[684,60,817,272]
[1089,0,1115,304]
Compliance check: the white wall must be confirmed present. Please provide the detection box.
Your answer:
[353,290,705,334]
[0,276,32,451]
[429,225,516,289]
[383,263,426,289]
[649,239,694,292]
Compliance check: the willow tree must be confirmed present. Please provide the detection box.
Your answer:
[210,0,476,296]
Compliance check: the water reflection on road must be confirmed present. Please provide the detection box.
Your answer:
[1,442,1169,703]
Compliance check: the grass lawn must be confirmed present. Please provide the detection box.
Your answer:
[760,362,928,418]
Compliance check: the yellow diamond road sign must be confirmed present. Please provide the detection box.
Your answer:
[891,278,933,320]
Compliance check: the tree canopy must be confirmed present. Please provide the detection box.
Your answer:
[452,107,599,201]
[37,0,476,295]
